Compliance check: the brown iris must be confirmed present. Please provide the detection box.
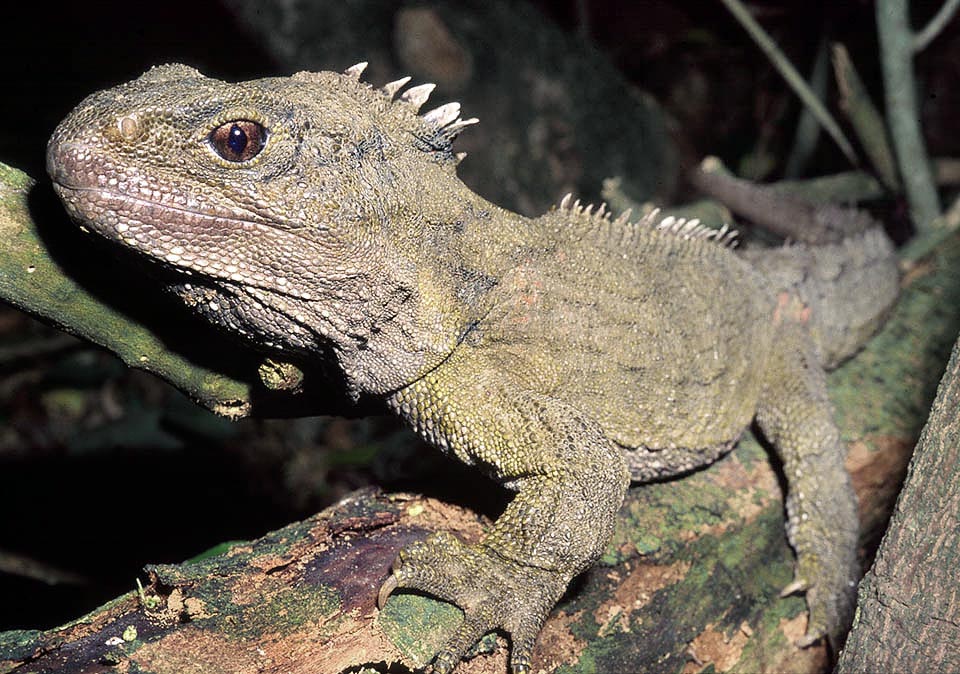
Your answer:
[209,120,267,162]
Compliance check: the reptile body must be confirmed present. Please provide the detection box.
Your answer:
[46,64,900,673]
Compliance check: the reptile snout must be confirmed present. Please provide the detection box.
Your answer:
[46,139,92,189]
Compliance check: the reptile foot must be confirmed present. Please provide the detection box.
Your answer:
[380,531,567,674]
[788,544,858,649]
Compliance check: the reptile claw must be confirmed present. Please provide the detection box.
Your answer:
[378,574,399,609]
[779,578,807,597]
[795,630,824,648]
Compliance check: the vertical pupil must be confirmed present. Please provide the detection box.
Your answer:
[227,124,248,155]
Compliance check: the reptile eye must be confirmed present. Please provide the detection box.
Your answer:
[209,120,267,162]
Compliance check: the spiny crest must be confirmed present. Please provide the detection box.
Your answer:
[557,194,739,248]
[558,193,610,221]
[646,209,739,247]
[341,61,479,147]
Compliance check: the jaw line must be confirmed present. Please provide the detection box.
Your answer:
[52,183,332,302]
[52,182,270,231]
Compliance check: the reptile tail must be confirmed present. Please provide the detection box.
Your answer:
[741,226,899,369]
[689,159,900,369]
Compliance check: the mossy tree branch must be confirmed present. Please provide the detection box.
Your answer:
[0,163,361,421]
[0,165,254,417]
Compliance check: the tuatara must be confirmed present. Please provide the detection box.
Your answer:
[46,63,899,673]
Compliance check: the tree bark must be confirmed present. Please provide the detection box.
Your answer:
[835,336,960,672]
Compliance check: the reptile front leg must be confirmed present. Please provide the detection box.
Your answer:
[383,353,630,672]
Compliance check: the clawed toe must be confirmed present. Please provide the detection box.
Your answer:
[377,573,399,610]
[779,577,808,597]
[790,554,857,649]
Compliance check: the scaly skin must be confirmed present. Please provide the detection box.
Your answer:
[46,64,899,671]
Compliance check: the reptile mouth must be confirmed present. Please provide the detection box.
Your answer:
[47,139,272,233]
[45,138,345,306]
[49,182,339,306]
[51,182,267,237]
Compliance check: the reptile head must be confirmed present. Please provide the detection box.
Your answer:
[47,63,480,393]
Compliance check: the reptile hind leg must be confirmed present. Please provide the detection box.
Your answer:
[755,323,859,648]
[383,359,629,673]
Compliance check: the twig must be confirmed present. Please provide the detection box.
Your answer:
[691,156,875,244]
[899,190,960,263]
[832,44,900,191]
[913,0,960,52]
[718,0,859,166]
[877,0,942,231]
[783,38,830,178]
[769,170,887,204]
